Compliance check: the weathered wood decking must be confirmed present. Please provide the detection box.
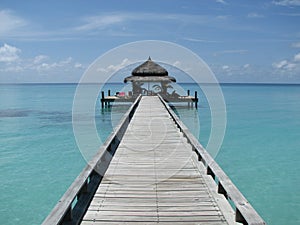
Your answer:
[100,90,198,108]
[42,95,266,225]
[81,96,233,224]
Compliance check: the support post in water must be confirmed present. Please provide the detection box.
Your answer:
[187,90,190,108]
[195,91,198,109]
[101,91,104,108]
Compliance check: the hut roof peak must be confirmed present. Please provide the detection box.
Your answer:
[131,57,168,76]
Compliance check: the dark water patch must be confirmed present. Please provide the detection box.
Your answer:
[36,111,72,123]
[0,108,74,124]
[0,109,33,118]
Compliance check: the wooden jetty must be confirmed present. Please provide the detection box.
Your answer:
[101,57,198,108]
[100,90,198,108]
[43,95,265,225]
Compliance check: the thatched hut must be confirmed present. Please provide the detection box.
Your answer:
[124,57,176,96]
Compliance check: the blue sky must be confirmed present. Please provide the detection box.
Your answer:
[0,0,300,83]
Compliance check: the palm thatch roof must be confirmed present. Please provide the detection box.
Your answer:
[124,57,176,83]
[124,76,176,83]
[132,57,168,76]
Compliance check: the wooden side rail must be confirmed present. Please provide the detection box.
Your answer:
[158,94,266,225]
[42,95,142,225]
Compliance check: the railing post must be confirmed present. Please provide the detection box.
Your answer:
[197,152,202,161]
[154,94,266,225]
[63,205,72,222]
[236,208,247,224]
[195,91,198,109]
[77,180,88,199]
[218,182,228,199]
[42,95,142,225]
[101,91,104,108]
[207,166,215,180]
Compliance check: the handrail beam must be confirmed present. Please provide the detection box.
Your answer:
[42,95,142,225]
[158,94,266,225]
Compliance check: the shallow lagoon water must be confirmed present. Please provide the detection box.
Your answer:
[0,83,299,224]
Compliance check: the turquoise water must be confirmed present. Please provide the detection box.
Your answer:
[0,83,299,224]
[216,84,300,225]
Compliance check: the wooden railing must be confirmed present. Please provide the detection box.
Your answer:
[158,94,266,225]
[42,95,142,225]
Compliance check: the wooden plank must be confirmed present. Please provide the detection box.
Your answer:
[87,205,218,212]
[44,95,265,225]
[84,211,224,218]
[82,221,226,225]
[82,222,226,225]
[81,96,230,225]
[42,96,143,225]
[83,216,226,223]
[158,94,266,225]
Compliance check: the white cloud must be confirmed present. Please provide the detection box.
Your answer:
[36,63,51,71]
[273,60,289,69]
[0,44,85,82]
[183,37,220,43]
[2,65,23,73]
[0,10,73,41]
[273,0,300,6]
[60,57,72,65]
[286,63,297,69]
[74,12,226,35]
[74,63,84,69]
[247,13,264,18]
[243,64,250,69]
[273,60,298,72]
[222,65,230,70]
[294,52,300,61]
[219,65,244,77]
[35,57,74,72]
[0,47,85,75]
[0,10,27,36]
[97,58,131,73]
[214,49,248,56]
[0,10,240,40]
[272,53,300,72]
[33,55,48,64]
[75,14,128,31]
[292,42,300,48]
[278,12,300,16]
[216,0,227,4]
[216,15,228,20]
[173,61,181,67]
[0,43,21,63]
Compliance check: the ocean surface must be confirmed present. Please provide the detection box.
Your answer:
[0,83,299,225]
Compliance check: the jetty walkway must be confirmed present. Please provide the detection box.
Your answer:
[43,95,265,225]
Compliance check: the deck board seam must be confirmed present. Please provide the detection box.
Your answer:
[81,96,231,224]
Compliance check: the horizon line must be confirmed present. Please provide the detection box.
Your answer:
[1,82,300,85]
